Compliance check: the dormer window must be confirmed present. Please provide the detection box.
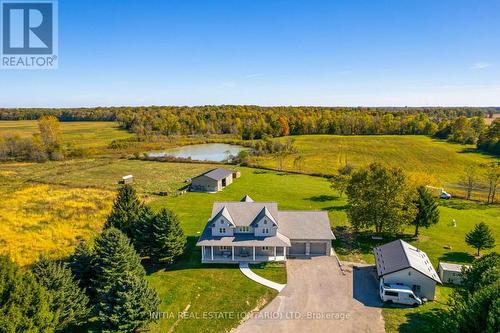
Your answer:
[219,227,226,234]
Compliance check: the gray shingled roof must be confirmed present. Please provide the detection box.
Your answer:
[373,240,442,283]
[278,211,335,240]
[196,225,291,247]
[196,168,234,181]
[197,201,335,246]
[210,202,279,227]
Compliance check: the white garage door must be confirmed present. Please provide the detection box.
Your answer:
[310,242,327,255]
[289,242,306,255]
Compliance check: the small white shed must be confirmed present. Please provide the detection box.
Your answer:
[438,262,469,285]
[122,175,133,184]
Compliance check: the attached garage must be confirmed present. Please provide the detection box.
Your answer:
[289,242,306,255]
[310,242,327,255]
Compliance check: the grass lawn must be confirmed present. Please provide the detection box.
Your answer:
[0,120,133,149]
[334,198,500,266]
[250,135,499,200]
[382,285,454,333]
[145,251,280,333]
[249,262,287,284]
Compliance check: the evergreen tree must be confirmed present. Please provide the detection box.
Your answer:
[149,209,186,264]
[132,205,156,256]
[411,186,440,237]
[446,253,500,333]
[465,222,496,256]
[92,228,145,297]
[32,257,90,331]
[105,185,144,237]
[460,252,499,297]
[98,272,160,333]
[68,241,95,293]
[0,255,56,333]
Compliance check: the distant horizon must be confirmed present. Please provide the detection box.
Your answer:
[1,104,500,109]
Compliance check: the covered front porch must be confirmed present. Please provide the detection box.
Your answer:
[201,245,287,263]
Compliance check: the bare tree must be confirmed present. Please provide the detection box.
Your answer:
[484,162,500,204]
[461,164,479,200]
[293,155,305,172]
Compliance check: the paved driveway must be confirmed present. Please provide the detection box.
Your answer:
[234,257,385,333]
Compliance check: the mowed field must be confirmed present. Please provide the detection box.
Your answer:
[250,135,498,200]
[0,120,133,149]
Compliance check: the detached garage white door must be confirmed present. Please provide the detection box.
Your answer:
[310,242,327,255]
[289,242,306,255]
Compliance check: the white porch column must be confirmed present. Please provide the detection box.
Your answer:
[232,246,234,261]
[283,246,286,260]
[211,246,214,261]
[306,242,310,256]
[253,246,256,261]
[201,246,205,261]
[274,246,277,261]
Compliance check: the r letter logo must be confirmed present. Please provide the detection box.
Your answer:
[1,0,58,69]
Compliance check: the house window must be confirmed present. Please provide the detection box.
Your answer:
[412,285,421,293]
[262,246,270,251]
[219,227,226,234]
[239,226,249,232]
[263,228,269,234]
[264,220,267,224]
[220,220,224,225]
[220,246,229,250]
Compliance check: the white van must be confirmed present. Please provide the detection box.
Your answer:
[379,282,422,306]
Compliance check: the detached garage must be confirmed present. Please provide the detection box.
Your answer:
[373,239,442,300]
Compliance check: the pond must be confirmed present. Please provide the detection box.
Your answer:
[146,143,248,162]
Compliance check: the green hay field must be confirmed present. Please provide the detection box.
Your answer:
[250,135,498,200]
[0,120,133,149]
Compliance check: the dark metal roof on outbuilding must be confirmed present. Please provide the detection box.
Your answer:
[373,239,442,283]
[195,168,234,181]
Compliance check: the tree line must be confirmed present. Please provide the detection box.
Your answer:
[2,106,499,156]
[0,184,186,333]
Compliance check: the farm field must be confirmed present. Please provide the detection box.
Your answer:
[0,120,133,149]
[250,135,499,200]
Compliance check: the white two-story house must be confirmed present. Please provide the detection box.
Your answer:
[196,195,335,262]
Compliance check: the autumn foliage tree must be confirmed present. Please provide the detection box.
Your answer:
[346,163,416,234]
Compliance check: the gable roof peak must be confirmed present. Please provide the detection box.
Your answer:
[212,205,235,226]
[251,206,278,226]
[240,195,254,202]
